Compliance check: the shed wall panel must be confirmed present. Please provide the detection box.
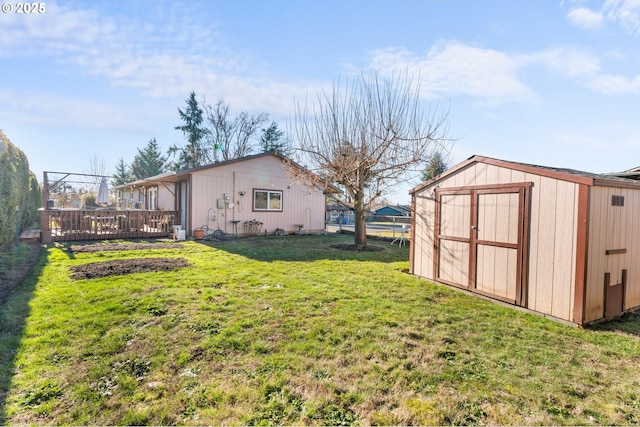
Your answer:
[412,192,436,279]
[585,186,640,322]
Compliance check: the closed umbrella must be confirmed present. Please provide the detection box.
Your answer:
[96,177,110,207]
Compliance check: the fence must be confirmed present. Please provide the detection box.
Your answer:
[40,209,179,242]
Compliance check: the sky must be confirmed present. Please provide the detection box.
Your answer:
[2,0,640,204]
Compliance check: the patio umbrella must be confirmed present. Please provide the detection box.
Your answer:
[96,177,110,207]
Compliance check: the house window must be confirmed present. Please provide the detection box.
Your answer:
[612,195,624,207]
[253,189,283,211]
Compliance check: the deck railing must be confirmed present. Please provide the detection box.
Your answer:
[40,209,179,242]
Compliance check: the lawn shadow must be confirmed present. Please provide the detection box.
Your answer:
[0,244,47,424]
[586,311,640,337]
[193,233,410,263]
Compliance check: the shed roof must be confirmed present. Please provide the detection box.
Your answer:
[410,155,640,194]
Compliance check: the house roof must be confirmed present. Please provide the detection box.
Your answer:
[374,205,411,214]
[115,152,341,193]
[410,155,640,194]
[612,165,640,180]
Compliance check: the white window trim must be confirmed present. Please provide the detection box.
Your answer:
[253,189,283,212]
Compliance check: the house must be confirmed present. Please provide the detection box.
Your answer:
[373,205,411,217]
[613,165,640,180]
[326,203,354,224]
[115,152,337,237]
[410,154,640,325]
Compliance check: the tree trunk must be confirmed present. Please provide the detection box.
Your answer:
[354,202,368,247]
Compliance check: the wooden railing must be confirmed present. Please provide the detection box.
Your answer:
[40,209,179,242]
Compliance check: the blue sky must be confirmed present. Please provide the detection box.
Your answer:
[2,0,640,204]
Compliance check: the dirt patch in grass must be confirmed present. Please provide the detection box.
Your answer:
[69,243,184,253]
[330,243,385,252]
[69,258,190,280]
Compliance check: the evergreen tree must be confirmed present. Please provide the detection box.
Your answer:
[422,151,448,181]
[260,121,289,155]
[112,157,133,185]
[169,92,208,170]
[131,138,167,179]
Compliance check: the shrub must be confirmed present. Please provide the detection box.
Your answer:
[0,131,42,247]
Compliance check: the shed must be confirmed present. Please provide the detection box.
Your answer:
[410,155,640,325]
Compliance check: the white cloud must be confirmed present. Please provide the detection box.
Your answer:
[531,45,640,94]
[0,90,158,131]
[0,0,326,126]
[529,46,602,77]
[565,0,640,36]
[566,7,605,29]
[367,42,538,107]
[588,73,640,93]
[367,42,640,103]
[604,0,640,36]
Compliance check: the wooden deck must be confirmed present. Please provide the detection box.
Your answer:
[40,209,179,242]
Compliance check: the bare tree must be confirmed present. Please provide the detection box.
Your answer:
[85,154,109,188]
[202,97,268,162]
[291,72,451,247]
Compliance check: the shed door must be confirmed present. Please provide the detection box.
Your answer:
[435,183,530,306]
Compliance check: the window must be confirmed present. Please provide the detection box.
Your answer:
[612,195,625,207]
[253,189,283,211]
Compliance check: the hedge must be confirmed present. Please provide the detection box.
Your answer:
[0,130,42,247]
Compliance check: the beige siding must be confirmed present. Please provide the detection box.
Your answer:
[158,185,175,210]
[412,192,436,279]
[190,156,326,236]
[439,240,469,286]
[476,192,519,301]
[413,161,580,322]
[476,246,517,300]
[440,194,470,238]
[585,186,640,322]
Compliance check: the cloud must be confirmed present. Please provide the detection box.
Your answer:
[604,0,640,36]
[531,45,640,94]
[0,0,325,126]
[0,90,159,131]
[367,42,538,107]
[566,7,605,29]
[565,0,640,36]
[529,46,602,77]
[367,42,640,103]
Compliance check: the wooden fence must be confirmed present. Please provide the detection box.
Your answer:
[40,209,179,242]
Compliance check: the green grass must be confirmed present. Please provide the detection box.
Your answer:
[0,243,32,281]
[2,234,640,425]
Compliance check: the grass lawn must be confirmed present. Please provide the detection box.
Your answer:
[1,234,640,425]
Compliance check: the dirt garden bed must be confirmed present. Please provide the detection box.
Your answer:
[70,257,191,280]
[330,243,385,252]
